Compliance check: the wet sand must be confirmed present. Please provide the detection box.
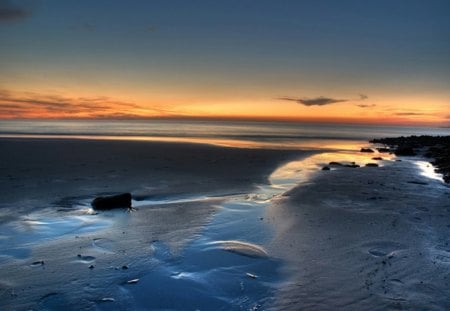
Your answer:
[0,138,306,214]
[267,153,450,310]
[0,138,313,310]
[1,137,449,310]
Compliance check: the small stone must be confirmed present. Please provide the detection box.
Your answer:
[365,163,379,167]
[376,147,390,153]
[329,161,343,166]
[89,265,95,269]
[91,193,132,210]
[344,164,360,168]
[360,148,375,153]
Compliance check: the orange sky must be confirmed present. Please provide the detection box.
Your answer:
[0,86,448,126]
[1,1,449,126]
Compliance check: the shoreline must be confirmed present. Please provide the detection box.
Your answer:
[0,138,312,211]
[371,135,450,183]
[267,140,450,310]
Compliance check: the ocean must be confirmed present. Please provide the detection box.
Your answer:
[0,119,448,149]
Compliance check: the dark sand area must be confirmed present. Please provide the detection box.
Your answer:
[0,138,308,212]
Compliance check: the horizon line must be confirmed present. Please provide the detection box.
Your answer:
[0,115,447,128]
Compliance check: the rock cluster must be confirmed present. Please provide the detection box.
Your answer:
[371,135,450,183]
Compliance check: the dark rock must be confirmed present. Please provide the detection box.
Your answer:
[376,147,390,153]
[92,193,132,210]
[344,164,360,168]
[371,135,450,183]
[372,157,383,160]
[365,163,379,167]
[322,166,331,171]
[360,148,375,153]
[329,161,343,166]
[394,146,416,156]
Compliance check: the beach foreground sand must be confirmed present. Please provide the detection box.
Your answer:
[268,154,450,310]
[0,138,311,310]
[1,138,449,310]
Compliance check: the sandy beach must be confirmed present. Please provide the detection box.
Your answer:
[0,138,307,213]
[0,138,312,310]
[1,137,449,310]
[268,154,450,310]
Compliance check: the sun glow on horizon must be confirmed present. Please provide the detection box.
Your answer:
[1,1,449,127]
[0,87,448,127]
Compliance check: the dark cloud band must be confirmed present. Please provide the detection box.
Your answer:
[278,94,369,107]
[0,1,29,22]
[278,96,348,106]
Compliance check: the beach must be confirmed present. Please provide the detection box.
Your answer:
[0,137,311,310]
[268,155,450,310]
[0,131,449,310]
[0,138,307,210]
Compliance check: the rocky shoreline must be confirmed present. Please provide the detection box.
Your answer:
[370,135,450,183]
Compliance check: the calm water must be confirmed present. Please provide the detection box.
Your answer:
[0,119,448,149]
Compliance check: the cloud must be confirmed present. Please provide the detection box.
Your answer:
[278,96,348,106]
[359,94,368,100]
[278,94,369,107]
[394,112,428,116]
[0,90,171,119]
[0,1,29,22]
[357,104,376,108]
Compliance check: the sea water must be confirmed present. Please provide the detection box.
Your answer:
[0,119,448,149]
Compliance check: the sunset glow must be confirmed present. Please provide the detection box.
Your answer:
[1,0,449,126]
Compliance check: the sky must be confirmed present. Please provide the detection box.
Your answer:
[1,0,449,125]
